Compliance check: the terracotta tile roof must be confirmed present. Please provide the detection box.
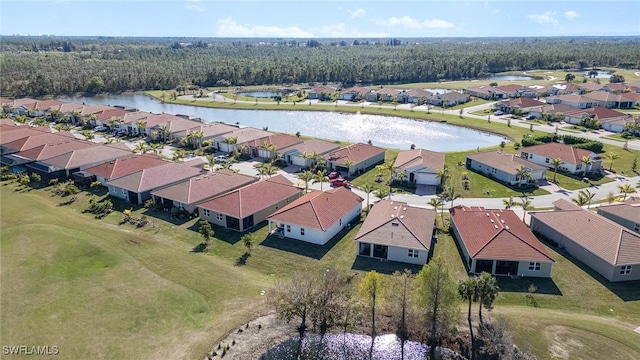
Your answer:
[597,202,640,224]
[8,98,39,108]
[467,151,546,174]
[54,103,86,113]
[552,199,581,211]
[583,91,625,102]
[578,82,605,92]
[84,154,167,180]
[222,127,272,144]
[500,97,545,108]
[107,160,205,193]
[495,84,526,93]
[374,87,400,96]
[310,85,337,94]
[121,111,154,124]
[339,86,369,96]
[32,100,65,111]
[565,107,628,120]
[142,114,185,128]
[268,187,363,231]
[173,123,237,139]
[42,144,132,170]
[547,94,591,104]
[606,83,628,92]
[80,105,118,115]
[621,93,640,102]
[403,89,434,98]
[323,143,385,166]
[522,143,595,165]
[0,126,52,145]
[394,148,444,173]
[2,132,76,152]
[199,175,301,218]
[93,108,130,121]
[355,199,435,250]
[531,208,640,265]
[450,206,554,262]
[17,139,96,161]
[151,169,256,205]
[527,103,580,114]
[0,98,14,105]
[244,133,303,150]
[280,138,340,155]
[440,92,469,101]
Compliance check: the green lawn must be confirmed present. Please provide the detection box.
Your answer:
[552,172,614,190]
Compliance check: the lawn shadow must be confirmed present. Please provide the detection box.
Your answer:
[235,251,250,266]
[260,226,350,260]
[142,207,192,226]
[350,256,422,275]
[494,276,562,296]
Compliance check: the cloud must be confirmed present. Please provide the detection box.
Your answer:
[372,16,454,30]
[351,8,366,19]
[527,11,558,26]
[564,10,579,20]
[186,4,203,12]
[216,17,315,37]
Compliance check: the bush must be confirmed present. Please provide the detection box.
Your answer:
[521,137,543,147]
[573,141,603,153]
[85,198,114,218]
[30,173,41,184]
[19,174,30,186]
[1,173,18,181]
[90,180,102,188]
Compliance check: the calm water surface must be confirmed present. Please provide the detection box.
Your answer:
[57,94,506,152]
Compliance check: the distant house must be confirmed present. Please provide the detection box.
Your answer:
[308,85,337,100]
[243,133,304,160]
[530,200,640,282]
[494,84,535,98]
[526,103,580,120]
[151,169,256,214]
[429,92,470,107]
[596,202,640,233]
[267,187,363,245]
[398,89,434,104]
[545,94,595,109]
[464,85,503,100]
[355,200,436,265]
[214,127,272,154]
[280,139,340,167]
[323,143,385,177]
[466,151,546,186]
[198,175,301,232]
[519,143,602,175]
[497,98,545,114]
[450,206,555,278]
[393,148,444,186]
[564,107,630,133]
[366,88,399,102]
[107,159,206,205]
[582,91,634,109]
[171,123,237,148]
[83,154,167,186]
[338,86,369,101]
[33,144,131,178]
[19,140,97,181]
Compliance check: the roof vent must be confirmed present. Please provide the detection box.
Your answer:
[494,225,499,229]
[486,213,490,217]
[496,213,500,217]
[391,214,395,218]
[490,219,494,223]
[403,207,407,211]
[394,206,398,210]
[505,225,510,230]
[400,215,404,219]
[501,219,505,223]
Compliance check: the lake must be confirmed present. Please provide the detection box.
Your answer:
[238,91,283,98]
[581,70,612,79]
[57,94,506,152]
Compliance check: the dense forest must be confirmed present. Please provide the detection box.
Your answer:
[1,36,639,97]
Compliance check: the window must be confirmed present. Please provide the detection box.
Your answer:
[529,262,541,271]
[202,209,210,217]
[408,249,419,258]
[286,225,291,232]
[620,265,632,275]
[545,158,550,164]
[576,164,582,170]
[216,213,223,221]
[300,228,305,236]
[634,224,639,232]
[121,188,127,195]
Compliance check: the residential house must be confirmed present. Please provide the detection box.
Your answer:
[116,111,155,134]
[621,92,640,107]
[280,138,340,167]
[1,131,72,155]
[151,169,256,214]
[582,91,634,109]
[215,127,272,153]
[37,144,132,178]
[527,103,580,120]
[243,133,303,160]
[596,202,640,233]
[366,87,399,102]
[355,199,436,265]
[497,98,545,114]
[577,82,605,93]
[549,83,582,95]
[564,107,630,133]
[520,143,602,175]
[323,143,385,177]
[546,94,595,109]
[398,89,434,104]
[171,122,237,148]
[466,151,547,186]
[267,187,363,245]
[2,98,39,115]
[429,92,470,107]
[530,200,640,282]
[198,175,301,232]
[393,148,444,186]
[308,85,337,100]
[107,159,205,205]
[338,86,369,101]
[450,206,555,278]
[83,154,168,186]
[495,84,535,98]
[20,140,97,181]
[464,85,504,100]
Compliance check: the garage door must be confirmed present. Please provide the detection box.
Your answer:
[292,156,307,166]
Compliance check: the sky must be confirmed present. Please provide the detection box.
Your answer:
[1,0,639,38]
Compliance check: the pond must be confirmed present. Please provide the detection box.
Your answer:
[57,94,507,152]
[581,70,612,79]
[486,75,534,81]
[238,91,284,98]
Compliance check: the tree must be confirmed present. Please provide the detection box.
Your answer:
[606,191,617,204]
[188,130,204,149]
[428,197,445,224]
[309,269,351,341]
[515,166,531,187]
[313,169,327,191]
[158,124,170,142]
[359,270,384,359]
[375,188,390,200]
[297,170,314,193]
[132,141,149,154]
[458,277,479,360]
[198,220,214,251]
[618,183,636,201]
[344,159,354,177]
[564,73,576,82]
[415,257,460,360]
[396,170,407,186]
[579,189,595,209]
[518,198,533,224]
[172,148,186,162]
[476,272,499,326]
[443,186,461,208]
[436,167,449,186]
[550,158,563,183]
[581,155,592,177]
[387,270,414,360]
[150,142,164,155]
[502,196,516,209]
[572,192,588,207]
[135,120,147,136]
[606,152,620,172]
[362,183,375,209]
[241,232,254,254]
[610,74,625,83]
[80,130,95,141]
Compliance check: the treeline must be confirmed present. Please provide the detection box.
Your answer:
[1,36,639,97]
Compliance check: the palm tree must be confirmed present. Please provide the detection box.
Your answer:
[458,277,479,360]
[375,188,389,200]
[298,170,314,193]
[172,149,186,162]
[150,143,163,155]
[550,158,563,183]
[313,169,327,191]
[80,130,94,140]
[361,183,374,209]
[606,152,620,172]
[396,171,407,186]
[581,156,593,177]
[135,120,147,137]
[515,166,532,187]
[579,189,595,209]
[618,183,636,201]
[428,197,445,224]
[572,193,588,207]
[518,198,533,224]
[188,130,204,149]
[443,186,461,208]
[502,196,517,209]
[344,159,354,177]
[262,164,278,177]
[133,142,149,154]
[158,124,170,143]
[436,167,449,186]
[476,272,499,325]
[205,155,216,173]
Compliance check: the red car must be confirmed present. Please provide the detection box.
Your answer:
[331,178,351,188]
[328,171,340,180]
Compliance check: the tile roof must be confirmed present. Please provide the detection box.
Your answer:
[222,127,272,144]
[323,143,385,166]
[597,202,640,224]
[339,86,369,96]
[173,123,237,139]
[42,144,132,170]
[450,206,554,262]
[577,82,605,92]
[495,84,526,93]
[31,99,66,111]
[93,108,131,121]
[374,87,400,96]
[531,208,640,265]
[84,154,168,180]
[565,107,628,120]
[198,175,301,218]
[403,89,434,98]
[268,187,363,231]
[244,133,304,151]
[467,151,546,174]
[393,148,444,173]
[440,92,469,101]
[80,105,118,116]
[281,138,340,155]
[552,199,581,211]
[310,85,337,93]
[121,111,154,124]
[107,160,205,193]
[546,94,591,104]
[582,91,626,103]
[522,142,595,165]
[527,103,581,114]
[17,139,96,161]
[150,169,256,205]
[0,126,53,145]
[355,199,435,250]
[2,132,76,152]
[500,97,545,108]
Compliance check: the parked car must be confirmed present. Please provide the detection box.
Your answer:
[328,171,340,180]
[214,155,229,163]
[526,114,536,120]
[331,178,351,189]
[493,110,504,116]
[94,125,107,132]
[113,130,126,137]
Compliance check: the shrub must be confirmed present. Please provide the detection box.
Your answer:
[85,198,114,218]
[19,174,30,186]
[90,180,102,188]
[1,173,18,181]
[30,173,41,184]
[49,178,60,186]
[573,141,603,153]
[521,138,543,147]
